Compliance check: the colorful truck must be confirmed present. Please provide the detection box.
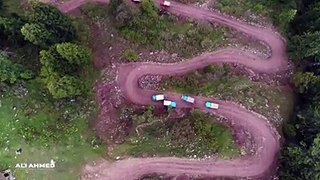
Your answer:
[181,95,195,104]
[152,94,165,101]
[205,101,219,109]
[163,100,177,108]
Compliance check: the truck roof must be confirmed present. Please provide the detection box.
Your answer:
[163,100,171,106]
[162,0,171,6]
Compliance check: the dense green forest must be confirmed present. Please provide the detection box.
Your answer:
[0,1,90,98]
[279,0,320,179]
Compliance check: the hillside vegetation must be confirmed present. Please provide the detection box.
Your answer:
[278,0,320,179]
[0,1,103,178]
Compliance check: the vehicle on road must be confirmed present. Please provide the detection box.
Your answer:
[163,100,177,108]
[160,0,171,7]
[152,94,165,101]
[181,95,195,104]
[205,101,219,109]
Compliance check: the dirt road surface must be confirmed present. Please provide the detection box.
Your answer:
[57,0,289,179]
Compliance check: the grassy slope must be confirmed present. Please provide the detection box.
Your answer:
[112,110,238,159]
[81,2,228,58]
[216,0,296,34]
[0,80,104,179]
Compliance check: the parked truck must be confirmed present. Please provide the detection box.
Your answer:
[160,0,171,7]
[163,100,177,108]
[181,95,195,104]
[152,94,165,101]
[205,101,219,109]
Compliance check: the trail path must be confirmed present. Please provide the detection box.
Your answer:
[57,0,289,179]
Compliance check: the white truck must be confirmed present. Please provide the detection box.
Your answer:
[160,0,171,7]
[163,100,177,108]
[152,94,165,101]
[181,95,195,104]
[205,101,219,109]
[132,0,142,3]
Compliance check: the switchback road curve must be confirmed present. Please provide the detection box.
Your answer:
[58,0,289,179]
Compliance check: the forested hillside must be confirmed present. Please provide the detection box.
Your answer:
[279,0,320,179]
[0,1,102,178]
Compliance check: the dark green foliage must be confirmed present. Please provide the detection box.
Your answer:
[0,15,25,44]
[191,111,218,151]
[279,135,320,180]
[123,49,139,62]
[290,2,320,35]
[47,75,88,99]
[21,23,57,47]
[39,43,91,98]
[204,64,217,73]
[294,104,320,144]
[289,31,320,61]
[279,0,320,178]
[27,2,76,43]
[0,54,33,83]
[293,72,320,93]
[40,47,78,76]
[55,42,91,65]
[117,0,166,48]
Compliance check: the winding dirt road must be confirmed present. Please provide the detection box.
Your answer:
[57,0,289,179]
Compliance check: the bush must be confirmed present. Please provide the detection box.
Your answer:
[21,23,56,47]
[0,54,33,83]
[55,42,91,65]
[47,75,88,99]
[204,64,217,73]
[123,49,139,62]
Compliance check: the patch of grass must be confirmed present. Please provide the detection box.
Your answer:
[123,49,139,62]
[216,0,297,33]
[80,4,110,19]
[72,17,91,46]
[0,80,104,178]
[161,64,294,125]
[2,0,23,15]
[113,109,238,158]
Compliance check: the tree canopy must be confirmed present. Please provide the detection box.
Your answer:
[39,43,91,98]
[279,0,320,179]
[21,23,57,47]
[27,2,76,43]
[55,42,91,65]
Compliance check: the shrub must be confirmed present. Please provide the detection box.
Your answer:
[123,49,139,62]
[204,64,217,73]
[0,54,33,83]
